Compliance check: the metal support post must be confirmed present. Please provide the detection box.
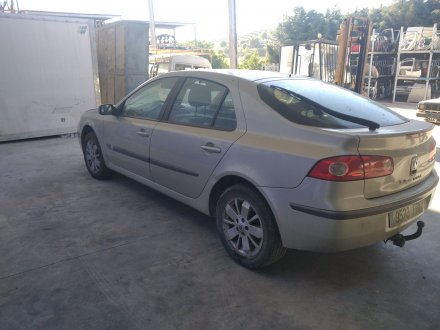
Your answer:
[228,0,238,69]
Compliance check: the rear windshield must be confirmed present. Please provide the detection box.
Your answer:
[257,79,408,129]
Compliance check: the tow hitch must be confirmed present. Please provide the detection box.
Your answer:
[386,221,425,247]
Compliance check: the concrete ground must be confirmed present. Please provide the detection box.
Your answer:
[0,109,439,330]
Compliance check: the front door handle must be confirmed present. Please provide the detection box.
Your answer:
[201,142,221,154]
[137,130,150,137]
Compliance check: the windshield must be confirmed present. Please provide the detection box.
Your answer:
[257,79,408,129]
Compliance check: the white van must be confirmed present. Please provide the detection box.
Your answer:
[149,54,212,78]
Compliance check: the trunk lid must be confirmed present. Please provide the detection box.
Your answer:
[355,120,435,199]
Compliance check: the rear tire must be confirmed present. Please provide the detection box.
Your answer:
[216,184,287,269]
[82,132,112,180]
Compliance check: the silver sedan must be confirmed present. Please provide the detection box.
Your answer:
[78,70,438,268]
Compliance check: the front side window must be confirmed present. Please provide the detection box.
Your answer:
[168,78,237,130]
[258,79,408,129]
[122,77,178,120]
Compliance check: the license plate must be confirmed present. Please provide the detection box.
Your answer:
[388,199,426,228]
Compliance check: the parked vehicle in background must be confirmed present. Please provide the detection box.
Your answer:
[149,54,211,78]
[78,70,438,269]
[417,97,440,124]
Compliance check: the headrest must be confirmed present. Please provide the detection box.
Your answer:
[188,84,211,107]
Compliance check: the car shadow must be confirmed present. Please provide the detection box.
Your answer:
[107,171,438,287]
[259,208,440,285]
[110,172,217,235]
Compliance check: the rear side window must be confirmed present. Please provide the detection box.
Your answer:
[213,93,237,130]
[168,78,237,130]
[257,79,408,129]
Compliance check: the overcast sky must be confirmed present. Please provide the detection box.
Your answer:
[18,0,394,41]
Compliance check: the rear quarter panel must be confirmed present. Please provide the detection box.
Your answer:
[214,80,360,188]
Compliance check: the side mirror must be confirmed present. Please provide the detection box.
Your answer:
[98,104,122,116]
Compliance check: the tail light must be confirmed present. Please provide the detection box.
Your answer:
[308,155,394,181]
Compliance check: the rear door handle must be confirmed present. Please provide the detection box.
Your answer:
[137,130,150,137]
[201,143,221,154]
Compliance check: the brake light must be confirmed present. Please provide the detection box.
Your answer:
[308,155,394,181]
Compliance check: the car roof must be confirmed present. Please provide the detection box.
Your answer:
[207,69,290,81]
[161,69,308,83]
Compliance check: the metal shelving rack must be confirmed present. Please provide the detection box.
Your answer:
[353,28,399,100]
[365,31,398,99]
[393,24,440,103]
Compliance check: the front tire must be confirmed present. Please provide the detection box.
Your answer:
[82,132,112,180]
[216,184,286,269]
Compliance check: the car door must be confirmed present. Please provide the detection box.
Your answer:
[149,77,245,198]
[103,77,179,179]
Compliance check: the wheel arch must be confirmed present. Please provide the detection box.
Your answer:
[80,125,95,148]
[208,175,282,237]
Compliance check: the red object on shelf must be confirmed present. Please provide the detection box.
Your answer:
[351,44,360,52]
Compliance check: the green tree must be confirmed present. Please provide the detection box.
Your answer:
[275,7,308,45]
[181,39,214,50]
[274,7,343,46]
[323,8,343,40]
[249,37,262,49]
[373,0,440,30]
[349,0,440,31]
[178,39,228,69]
[211,51,229,69]
[240,50,264,70]
[266,42,280,64]
[272,1,440,48]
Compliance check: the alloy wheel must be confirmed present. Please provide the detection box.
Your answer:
[221,198,264,257]
[85,139,102,174]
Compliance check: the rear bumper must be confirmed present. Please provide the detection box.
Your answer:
[416,111,440,122]
[261,170,438,252]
